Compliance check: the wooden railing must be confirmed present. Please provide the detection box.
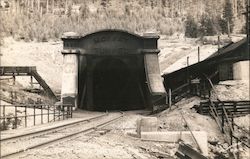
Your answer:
[198,100,250,118]
[0,104,73,130]
[200,74,249,158]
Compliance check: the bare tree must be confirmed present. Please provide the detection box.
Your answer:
[37,0,40,13]
[52,0,55,14]
[234,0,238,17]
[46,0,49,13]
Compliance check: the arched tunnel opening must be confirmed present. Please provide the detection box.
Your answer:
[92,58,146,111]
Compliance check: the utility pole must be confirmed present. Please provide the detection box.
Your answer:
[198,46,200,62]
[243,2,250,55]
[247,3,250,54]
[217,36,220,54]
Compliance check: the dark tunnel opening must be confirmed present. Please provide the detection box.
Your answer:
[93,58,146,111]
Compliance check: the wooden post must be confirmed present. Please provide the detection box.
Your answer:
[233,102,237,113]
[25,106,27,127]
[53,105,55,121]
[221,109,224,133]
[10,91,13,104]
[3,105,6,129]
[62,105,65,120]
[236,138,240,158]
[59,107,61,120]
[33,106,36,126]
[31,76,33,88]
[198,46,200,62]
[47,105,49,123]
[199,102,203,114]
[187,56,191,93]
[15,106,17,129]
[13,75,16,85]
[217,36,220,53]
[41,105,43,124]
[231,113,234,145]
[168,89,172,109]
[71,105,73,118]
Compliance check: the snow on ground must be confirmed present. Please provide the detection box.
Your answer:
[2,97,249,158]
[234,114,250,135]
[0,35,248,158]
[158,35,218,74]
[14,111,177,159]
[1,35,246,92]
[211,80,250,101]
[157,97,224,141]
[1,37,63,91]
[159,34,246,75]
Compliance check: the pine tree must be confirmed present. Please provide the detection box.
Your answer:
[199,14,217,36]
[185,16,199,38]
[67,4,72,17]
[101,0,108,8]
[220,1,234,34]
[80,4,89,19]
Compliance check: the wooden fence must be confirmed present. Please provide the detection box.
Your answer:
[198,100,250,118]
[0,104,73,130]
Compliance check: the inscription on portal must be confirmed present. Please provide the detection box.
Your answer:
[93,36,128,44]
[91,48,132,54]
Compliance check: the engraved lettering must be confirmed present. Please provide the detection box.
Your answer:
[93,36,128,44]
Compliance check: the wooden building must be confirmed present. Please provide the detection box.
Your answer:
[163,37,249,102]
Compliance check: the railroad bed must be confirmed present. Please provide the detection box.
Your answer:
[1,112,123,159]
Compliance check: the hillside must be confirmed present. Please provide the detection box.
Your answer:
[0,0,247,42]
[0,37,63,91]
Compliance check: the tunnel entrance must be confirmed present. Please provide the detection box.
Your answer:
[61,30,166,111]
[93,58,145,111]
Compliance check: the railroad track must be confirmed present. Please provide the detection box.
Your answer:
[0,112,124,158]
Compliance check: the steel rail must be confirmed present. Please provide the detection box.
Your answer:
[1,113,108,142]
[1,112,124,159]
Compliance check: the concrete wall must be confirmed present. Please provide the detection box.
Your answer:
[61,54,78,108]
[233,60,250,81]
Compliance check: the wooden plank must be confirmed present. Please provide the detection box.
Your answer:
[176,143,208,159]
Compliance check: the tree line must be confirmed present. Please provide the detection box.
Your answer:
[0,0,247,42]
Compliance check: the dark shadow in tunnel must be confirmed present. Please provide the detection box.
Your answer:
[93,58,145,111]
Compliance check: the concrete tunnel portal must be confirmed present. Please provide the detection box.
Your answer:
[60,29,166,111]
